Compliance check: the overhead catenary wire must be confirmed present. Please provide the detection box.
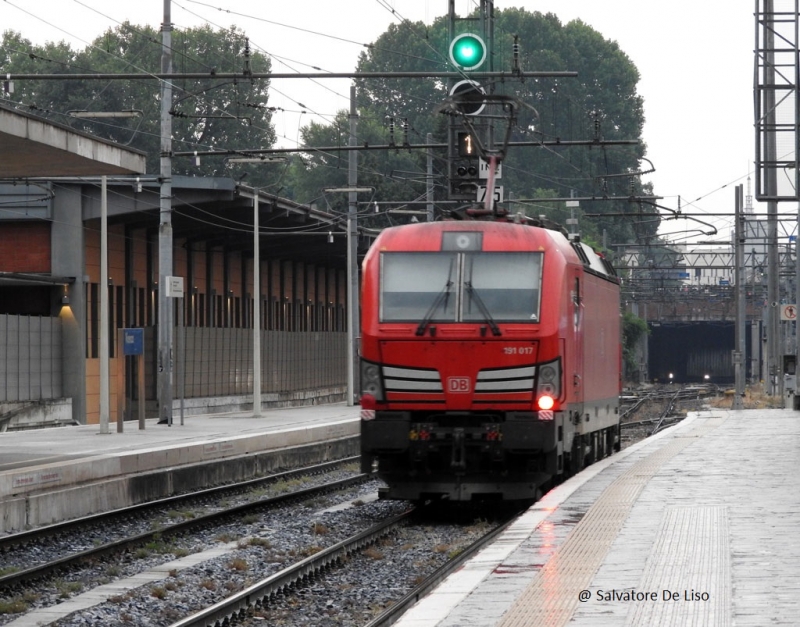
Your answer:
[4,0,754,243]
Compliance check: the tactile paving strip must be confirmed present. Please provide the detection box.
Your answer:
[626,506,731,626]
[496,418,726,627]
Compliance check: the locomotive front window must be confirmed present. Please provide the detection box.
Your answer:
[381,252,458,322]
[463,252,541,322]
[380,251,542,324]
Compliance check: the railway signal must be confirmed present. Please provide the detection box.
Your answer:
[448,33,487,117]
[449,80,486,116]
[446,29,493,199]
[457,131,478,157]
[449,33,487,71]
[453,130,480,195]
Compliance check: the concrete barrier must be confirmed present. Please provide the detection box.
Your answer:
[0,419,359,533]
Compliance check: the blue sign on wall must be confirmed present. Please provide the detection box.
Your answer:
[123,328,144,356]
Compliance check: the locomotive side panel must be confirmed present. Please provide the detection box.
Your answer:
[578,270,621,433]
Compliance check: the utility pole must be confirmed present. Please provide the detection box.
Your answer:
[157,0,174,425]
[764,0,780,396]
[99,176,110,433]
[347,85,360,405]
[734,184,745,409]
[426,132,434,222]
[253,192,261,417]
[795,0,800,407]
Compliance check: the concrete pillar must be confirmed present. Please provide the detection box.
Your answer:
[51,185,87,424]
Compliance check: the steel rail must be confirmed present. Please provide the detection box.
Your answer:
[167,510,416,627]
[0,471,367,592]
[364,514,517,627]
[0,457,358,554]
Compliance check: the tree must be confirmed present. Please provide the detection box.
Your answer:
[1,24,277,183]
[622,310,649,380]
[283,110,429,230]
[287,8,659,249]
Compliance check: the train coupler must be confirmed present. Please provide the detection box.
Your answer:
[450,428,466,470]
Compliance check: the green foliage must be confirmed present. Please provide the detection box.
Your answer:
[287,8,658,245]
[0,598,28,614]
[1,8,659,244]
[1,24,276,183]
[55,580,84,598]
[622,310,649,376]
[284,110,427,230]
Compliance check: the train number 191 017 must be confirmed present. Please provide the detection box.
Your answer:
[502,346,534,355]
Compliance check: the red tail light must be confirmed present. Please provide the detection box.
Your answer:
[360,393,376,410]
[537,395,555,410]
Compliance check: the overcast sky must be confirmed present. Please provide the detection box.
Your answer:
[2,0,779,244]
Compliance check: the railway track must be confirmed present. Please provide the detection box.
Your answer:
[168,508,516,627]
[0,460,368,604]
[619,384,716,444]
[0,457,360,556]
[1,465,505,627]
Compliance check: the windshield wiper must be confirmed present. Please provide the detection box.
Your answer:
[416,259,454,336]
[464,281,502,336]
[415,280,453,336]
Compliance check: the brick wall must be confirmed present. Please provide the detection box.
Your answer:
[0,223,51,272]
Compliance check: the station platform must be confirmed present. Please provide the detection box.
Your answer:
[0,404,359,533]
[396,408,800,627]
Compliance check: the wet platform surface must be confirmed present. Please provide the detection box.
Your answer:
[396,409,800,627]
[0,404,359,473]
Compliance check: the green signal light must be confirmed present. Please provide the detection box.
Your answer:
[449,33,487,71]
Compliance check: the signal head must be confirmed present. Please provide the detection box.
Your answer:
[449,80,486,116]
[449,33,487,71]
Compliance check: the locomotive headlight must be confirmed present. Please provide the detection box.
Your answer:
[539,365,556,382]
[360,359,385,402]
[535,359,561,404]
[442,231,483,251]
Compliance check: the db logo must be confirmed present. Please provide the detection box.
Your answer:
[447,377,471,393]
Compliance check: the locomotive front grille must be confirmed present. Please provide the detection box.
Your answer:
[383,365,445,402]
[474,365,535,398]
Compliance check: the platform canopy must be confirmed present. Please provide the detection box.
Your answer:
[0,104,146,178]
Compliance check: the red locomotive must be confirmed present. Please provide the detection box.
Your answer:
[359,218,621,502]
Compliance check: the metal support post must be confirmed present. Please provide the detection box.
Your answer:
[426,133,434,222]
[253,192,262,417]
[178,296,185,425]
[99,176,110,433]
[347,85,360,405]
[157,0,174,425]
[795,0,800,407]
[116,329,124,432]
[734,184,745,409]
